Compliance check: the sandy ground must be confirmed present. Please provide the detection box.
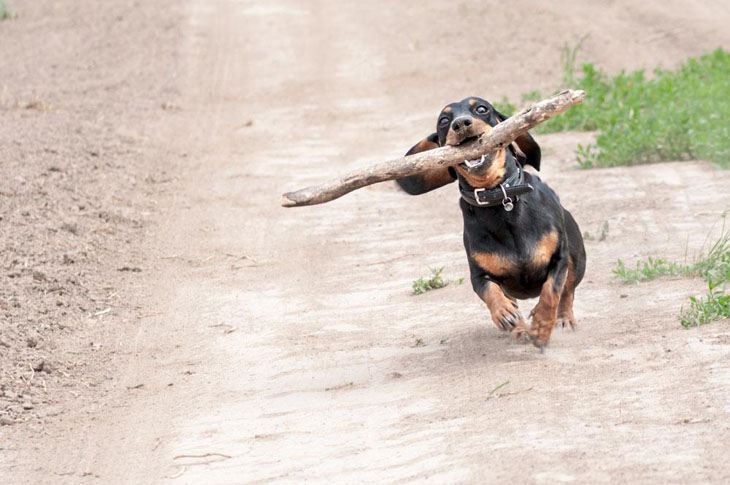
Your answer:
[0,0,185,437]
[2,0,730,483]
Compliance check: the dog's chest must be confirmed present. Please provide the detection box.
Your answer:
[467,222,559,277]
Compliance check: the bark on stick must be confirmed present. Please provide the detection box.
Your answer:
[282,89,585,207]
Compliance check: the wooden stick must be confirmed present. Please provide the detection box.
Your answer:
[282,89,585,207]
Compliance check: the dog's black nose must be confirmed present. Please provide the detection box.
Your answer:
[451,117,472,132]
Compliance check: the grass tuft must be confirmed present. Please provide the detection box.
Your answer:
[614,223,729,327]
[0,1,9,20]
[559,35,589,87]
[500,49,730,168]
[613,257,686,284]
[680,286,730,328]
[411,267,463,295]
[412,267,447,295]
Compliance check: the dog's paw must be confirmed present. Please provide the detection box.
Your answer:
[528,300,559,350]
[510,321,532,343]
[490,301,524,332]
[513,325,544,351]
[530,334,547,353]
[556,314,577,331]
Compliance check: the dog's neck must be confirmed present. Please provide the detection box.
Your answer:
[456,150,534,209]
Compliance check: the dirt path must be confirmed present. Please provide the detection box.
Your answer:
[3,0,730,483]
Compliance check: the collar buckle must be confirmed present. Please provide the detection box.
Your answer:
[473,188,489,206]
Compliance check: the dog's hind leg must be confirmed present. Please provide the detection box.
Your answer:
[529,242,569,350]
[557,210,586,331]
[556,261,577,330]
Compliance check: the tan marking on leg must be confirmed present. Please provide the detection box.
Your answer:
[471,251,515,277]
[482,283,523,331]
[557,261,577,330]
[531,230,559,268]
[529,274,565,347]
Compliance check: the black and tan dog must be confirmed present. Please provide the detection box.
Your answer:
[397,97,586,349]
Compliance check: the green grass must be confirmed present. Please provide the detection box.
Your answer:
[558,35,588,88]
[0,1,9,20]
[614,230,728,284]
[411,267,463,295]
[614,257,688,284]
[493,97,517,118]
[681,285,730,328]
[412,267,447,295]
[500,48,730,168]
[614,225,729,327]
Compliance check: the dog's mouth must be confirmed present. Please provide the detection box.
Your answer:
[462,156,486,170]
[461,153,497,172]
[456,136,495,172]
[447,130,498,173]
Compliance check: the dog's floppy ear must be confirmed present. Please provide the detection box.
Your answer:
[396,133,456,195]
[493,109,542,171]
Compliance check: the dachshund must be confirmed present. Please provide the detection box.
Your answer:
[397,97,586,350]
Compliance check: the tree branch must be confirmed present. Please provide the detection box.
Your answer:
[282,89,585,207]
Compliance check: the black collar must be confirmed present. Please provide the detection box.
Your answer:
[459,166,534,210]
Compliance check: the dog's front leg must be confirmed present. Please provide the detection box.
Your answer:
[529,243,569,350]
[468,260,525,332]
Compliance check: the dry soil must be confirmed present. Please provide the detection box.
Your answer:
[1,0,729,483]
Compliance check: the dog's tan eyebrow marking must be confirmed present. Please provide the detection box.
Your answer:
[469,98,477,107]
[443,106,452,113]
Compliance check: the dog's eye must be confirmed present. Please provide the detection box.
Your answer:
[476,105,488,114]
[438,116,450,126]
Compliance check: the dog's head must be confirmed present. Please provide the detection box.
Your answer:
[425,97,542,188]
[436,96,540,171]
[399,97,542,192]
[436,97,502,147]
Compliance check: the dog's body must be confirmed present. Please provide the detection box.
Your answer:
[397,97,586,349]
